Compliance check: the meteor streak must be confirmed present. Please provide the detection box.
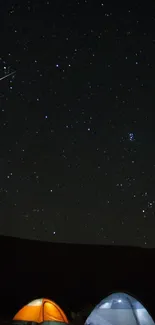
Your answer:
[0,71,16,81]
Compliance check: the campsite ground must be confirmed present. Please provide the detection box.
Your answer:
[0,235,155,322]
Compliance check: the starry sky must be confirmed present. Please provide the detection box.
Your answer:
[0,0,155,247]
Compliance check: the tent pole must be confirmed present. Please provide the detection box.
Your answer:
[126,297,140,325]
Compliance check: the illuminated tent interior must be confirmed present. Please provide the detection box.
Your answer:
[85,292,155,325]
[13,298,69,325]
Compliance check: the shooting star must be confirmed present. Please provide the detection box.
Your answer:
[0,71,16,81]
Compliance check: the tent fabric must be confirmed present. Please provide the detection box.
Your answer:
[13,322,67,325]
[13,298,69,324]
[85,292,155,325]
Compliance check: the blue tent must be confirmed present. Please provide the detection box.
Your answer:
[85,292,155,325]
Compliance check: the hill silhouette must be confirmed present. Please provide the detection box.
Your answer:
[0,235,155,320]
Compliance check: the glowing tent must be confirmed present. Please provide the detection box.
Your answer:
[85,292,155,325]
[13,298,69,325]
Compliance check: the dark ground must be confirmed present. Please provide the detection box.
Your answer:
[0,235,155,322]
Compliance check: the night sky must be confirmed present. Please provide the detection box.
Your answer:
[0,0,155,247]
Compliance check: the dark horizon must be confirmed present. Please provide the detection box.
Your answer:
[0,232,153,249]
[0,235,155,321]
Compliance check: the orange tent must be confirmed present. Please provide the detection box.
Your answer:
[13,298,69,325]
